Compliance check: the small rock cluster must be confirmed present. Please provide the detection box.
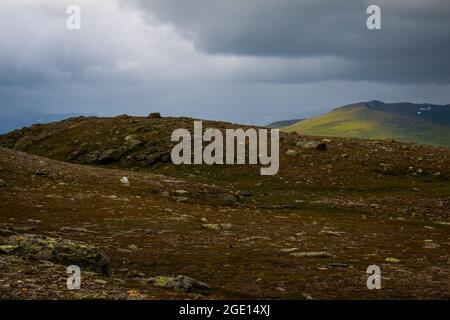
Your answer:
[0,233,111,275]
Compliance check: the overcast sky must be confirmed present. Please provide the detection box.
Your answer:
[1,0,449,124]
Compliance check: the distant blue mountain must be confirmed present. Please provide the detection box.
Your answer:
[0,112,95,134]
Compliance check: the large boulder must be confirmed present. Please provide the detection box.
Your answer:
[296,140,327,151]
[86,146,128,164]
[2,234,111,275]
[148,275,210,295]
[285,150,298,157]
[148,112,162,118]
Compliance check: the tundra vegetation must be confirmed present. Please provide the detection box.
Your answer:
[0,115,449,299]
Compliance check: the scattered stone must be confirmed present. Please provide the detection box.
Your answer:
[279,248,298,253]
[321,230,344,237]
[385,257,401,263]
[2,234,111,274]
[126,140,143,151]
[116,248,132,254]
[285,150,298,157]
[0,229,17,237]
[128,244,138,250]
[423,242,440,249]
[0,245,19,254]
[35,169,48,176]
[217,193,239,205]
[95,279,108,285]
[202,223,232,230]
[11,226,36,233]
[120,177,130,186]
[0,179,8,188]
[148,112,161,118]
[296,141,327,151]
[148,275,210,295]
[379,163,393,170]
[239,236,271,242]
[175,197,188,203]
[95,147,128,164]
[290,251,333,258]
[327,262,348,268]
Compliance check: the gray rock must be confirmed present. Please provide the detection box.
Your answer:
[148,112,161,118]
[290,251,333,258]
[285,150,298,157]
[202,223,232,230]
[3,234,111,274]
[296,141,327,151]
[148,275,210,295]
[126,140,143,151]
[217,193,239,205]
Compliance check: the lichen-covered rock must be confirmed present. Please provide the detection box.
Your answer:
[216,193,239,205]
[296,141,327,151]
[285,149,298,157]
[0,245,19,254]
[126,140,143,151]
[96,147,128,164]
[148,112,162,118]
[3,234,111,275]
[148,275,210,295]
[290,251,333,258]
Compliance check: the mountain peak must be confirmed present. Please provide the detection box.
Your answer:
[365,100,386,108]
[284,100,450,146]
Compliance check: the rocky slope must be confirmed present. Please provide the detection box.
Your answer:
[0,115,449,299]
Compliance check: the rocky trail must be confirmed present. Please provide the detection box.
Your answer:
[0,116,449,299]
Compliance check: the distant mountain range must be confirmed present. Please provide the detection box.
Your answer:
[266,119,305,129]
[0,112,94,134]
[2,101,450,147]
[281,101,450,147]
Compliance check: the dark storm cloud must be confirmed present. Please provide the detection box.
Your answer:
[1,0,450,123]
[127,0,450,84]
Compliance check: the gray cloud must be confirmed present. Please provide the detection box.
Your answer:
[127,0,450,84]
